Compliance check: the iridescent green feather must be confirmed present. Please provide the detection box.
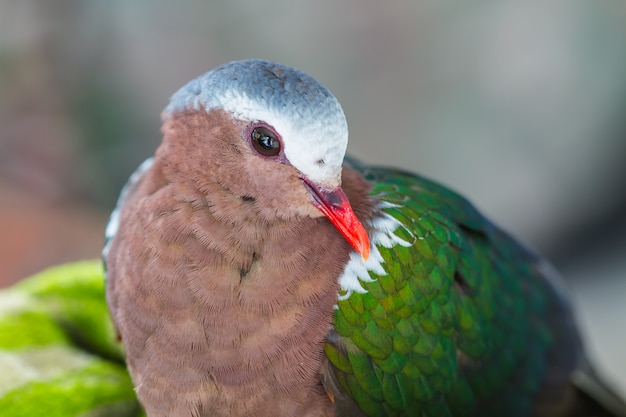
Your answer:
[326,161,559,417]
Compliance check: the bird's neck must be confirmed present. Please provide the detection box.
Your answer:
[187,189,355,415]
[111,152,374,415]
[133,160,363,415]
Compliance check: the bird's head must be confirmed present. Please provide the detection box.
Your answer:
[161,59,369,259]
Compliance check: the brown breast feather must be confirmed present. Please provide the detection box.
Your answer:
[106,109,374,417]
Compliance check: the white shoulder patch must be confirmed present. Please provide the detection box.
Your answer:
[102,157,154,260]
[338,202,412,300]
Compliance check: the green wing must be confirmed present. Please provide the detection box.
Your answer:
[0,261,141,417]
[325,160,581,417]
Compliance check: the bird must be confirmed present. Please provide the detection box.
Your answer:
[103,59,626,417]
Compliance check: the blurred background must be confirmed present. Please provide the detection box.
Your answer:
[1,0,625,397]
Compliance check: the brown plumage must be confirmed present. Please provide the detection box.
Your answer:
[106,109,372,416]
[106,59,626,417]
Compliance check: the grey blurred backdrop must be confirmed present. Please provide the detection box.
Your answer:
[1,0,625,396]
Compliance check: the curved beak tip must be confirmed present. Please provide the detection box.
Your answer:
[354,228,371,261]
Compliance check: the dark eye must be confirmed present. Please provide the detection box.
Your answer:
[251,126,281,157]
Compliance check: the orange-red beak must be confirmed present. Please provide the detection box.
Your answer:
[303,179,370,260]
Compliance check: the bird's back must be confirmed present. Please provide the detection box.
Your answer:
[325,159,598,416]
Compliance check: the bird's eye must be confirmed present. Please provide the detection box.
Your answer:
[250,126,281,157]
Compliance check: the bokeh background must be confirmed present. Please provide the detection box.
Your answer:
[1,0,625,397]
